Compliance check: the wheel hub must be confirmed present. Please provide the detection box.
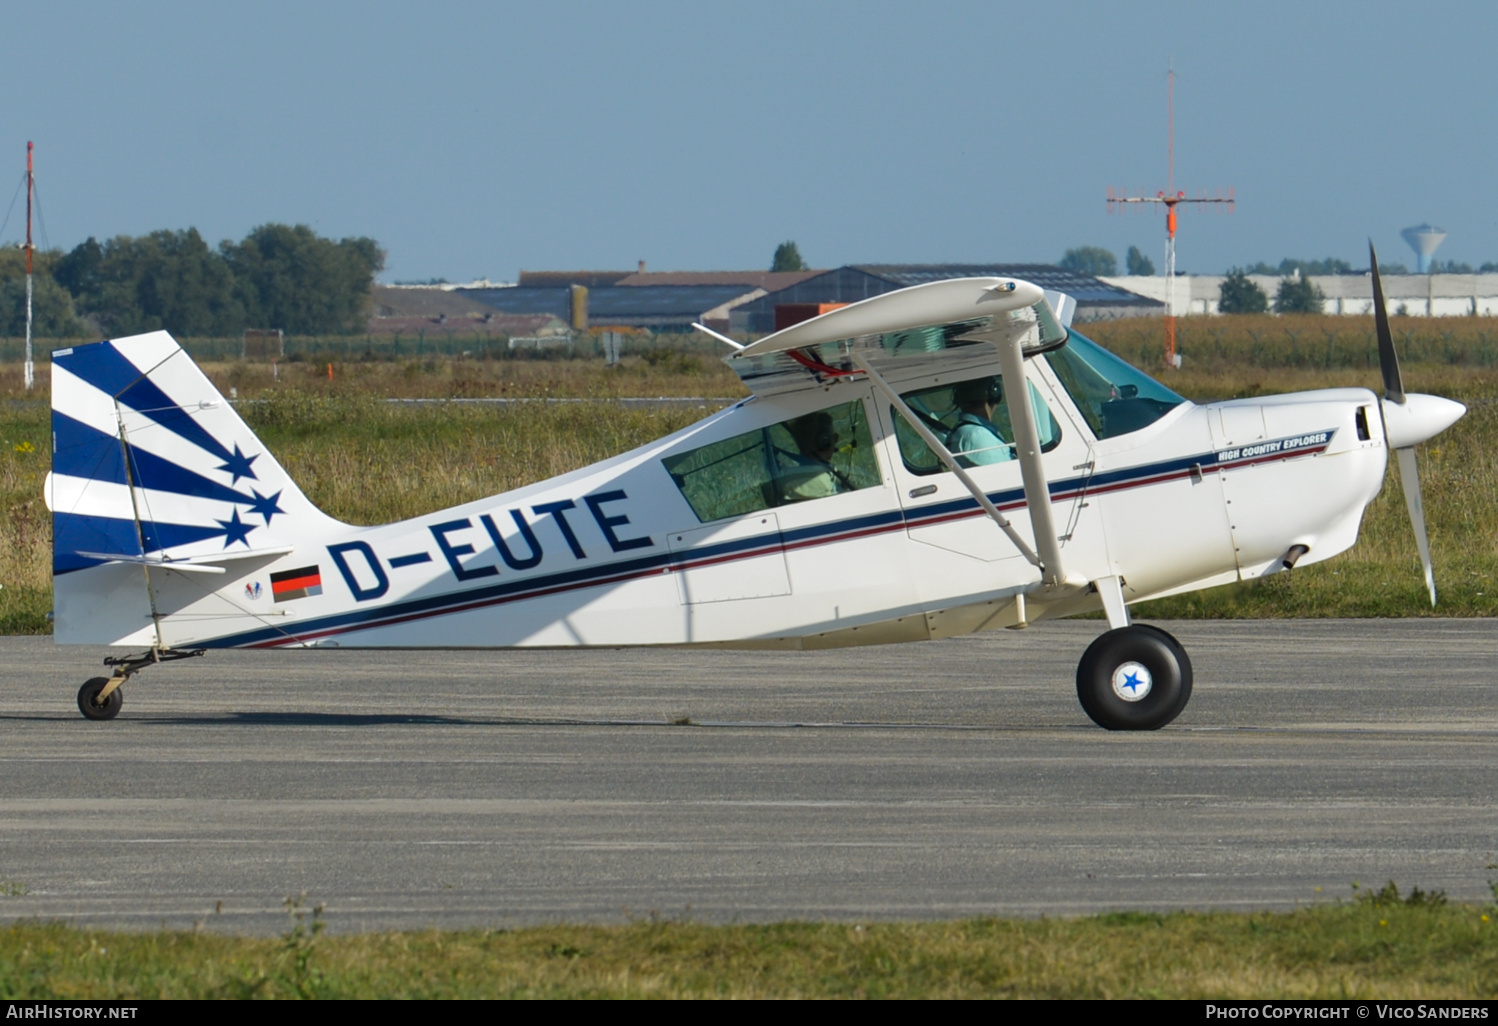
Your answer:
[1110,661,1153,702]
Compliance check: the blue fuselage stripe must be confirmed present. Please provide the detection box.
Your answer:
[200,433,1332,648]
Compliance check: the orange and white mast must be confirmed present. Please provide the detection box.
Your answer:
[23,141,34,391]
[1107,68,1233,368]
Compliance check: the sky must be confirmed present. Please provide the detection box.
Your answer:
[0,1,1493,283]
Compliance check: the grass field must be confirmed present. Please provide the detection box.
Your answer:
[2,314,1494,632]
[2,887,1494,998]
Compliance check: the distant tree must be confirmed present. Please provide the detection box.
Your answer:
[1217,269,1268,314]
[47,224,383,338]
[771,241,807,272]
[1480,262,1498,273]
[1243,257,1354,277]
[1273,275,1326,314]
[58,229,244,338]
[0,245,86,336]
[1059,246,1118,276]
[1125,245,1155,276]
[1293,257,1352,276]
[0,276,84,336]
[222,224,384,334]
[53,238,104,298]
[1429,259,1475,274]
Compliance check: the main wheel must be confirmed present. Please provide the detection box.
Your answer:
[1076,625,1192,731]
[78,677,123,721]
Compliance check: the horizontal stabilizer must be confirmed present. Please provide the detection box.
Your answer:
[74,544,298,576]
[75,553,229,575]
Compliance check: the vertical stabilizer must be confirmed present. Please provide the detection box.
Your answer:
[48,332,342,646]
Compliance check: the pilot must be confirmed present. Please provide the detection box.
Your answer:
[782,411,845,500]
[948,377,1014,467]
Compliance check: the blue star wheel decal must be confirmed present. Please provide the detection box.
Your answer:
[1111,661,1153,702]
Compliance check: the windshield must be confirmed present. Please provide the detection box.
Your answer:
[1043,331,1185,439]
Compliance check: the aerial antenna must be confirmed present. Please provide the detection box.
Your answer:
[1107,65,1234,368]
[23,141,34,391]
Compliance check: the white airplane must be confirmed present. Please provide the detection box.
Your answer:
[47,245,1464,729]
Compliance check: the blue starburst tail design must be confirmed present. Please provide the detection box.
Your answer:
[47,331,346,646]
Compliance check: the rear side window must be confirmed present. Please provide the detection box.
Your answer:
[663,399,881,523]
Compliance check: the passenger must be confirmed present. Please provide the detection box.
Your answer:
[948,377,1013,466]
[782,411,844,500]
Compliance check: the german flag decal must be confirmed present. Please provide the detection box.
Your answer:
[270,565,323,603]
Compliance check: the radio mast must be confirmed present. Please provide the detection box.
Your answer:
[1108,67,1233,368]
[23,141,34,391]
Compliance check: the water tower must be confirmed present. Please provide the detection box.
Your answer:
[1400,224,1446,273]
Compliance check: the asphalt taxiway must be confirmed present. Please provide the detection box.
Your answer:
[1,619,1494,933]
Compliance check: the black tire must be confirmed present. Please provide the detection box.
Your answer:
[1076,625,1192,731]
[78,677,123,721]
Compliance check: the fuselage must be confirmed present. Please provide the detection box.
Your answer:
[52,328,1391,651]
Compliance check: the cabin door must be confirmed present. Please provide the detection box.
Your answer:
[874,371,1077,576]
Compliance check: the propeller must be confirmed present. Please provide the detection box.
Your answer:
[1369,240,1462,606]
[1370,246,1404,404]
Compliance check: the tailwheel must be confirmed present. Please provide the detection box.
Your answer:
[78,677,123,721]
[74,646,206,720]
[1076,624,1192,731]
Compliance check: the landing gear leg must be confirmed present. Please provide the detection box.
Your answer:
[74,647,206,722]
[1076,624,1193,731]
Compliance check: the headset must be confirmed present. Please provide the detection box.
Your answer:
[953,376,1003,409]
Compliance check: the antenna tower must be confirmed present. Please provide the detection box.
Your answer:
[23,141,33,391]
[1107,67,1233,368]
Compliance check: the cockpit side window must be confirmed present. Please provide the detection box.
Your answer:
[892,374,1062,477]
[663,399,881,523]
[1043,330,1185,439]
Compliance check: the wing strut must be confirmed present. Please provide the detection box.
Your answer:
[849,352,1042,570]
[991,332,1067,587]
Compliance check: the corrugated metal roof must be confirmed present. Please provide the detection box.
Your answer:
[464,287,571,320]
[614,270,823,290]
[852,264,1153,304]
[461,284,762,324]
[516,271,634,288]
[591,284,760,316]
[371,285,502,320]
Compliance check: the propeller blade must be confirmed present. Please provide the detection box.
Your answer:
[1369,240,1405,404]
[1394,445,1436,606]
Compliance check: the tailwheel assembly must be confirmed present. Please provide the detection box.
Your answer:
[74,647,206,722]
